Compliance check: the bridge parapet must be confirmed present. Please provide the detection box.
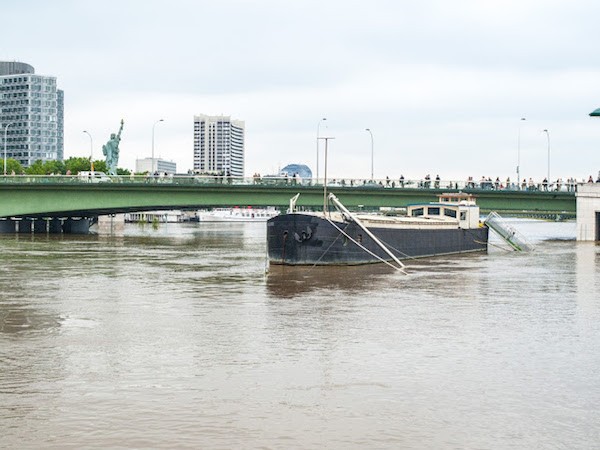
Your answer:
[0,174,582,193]
[0,175,576,219]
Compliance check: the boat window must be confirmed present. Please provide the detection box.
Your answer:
[411,208,424,217]
[427,207,440,215]
[444,208,457,218]
[460,211,467,220]
[357,234,363,243]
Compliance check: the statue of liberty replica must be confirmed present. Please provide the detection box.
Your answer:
[102,119,124,175]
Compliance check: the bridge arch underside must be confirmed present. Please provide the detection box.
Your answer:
[0,184,575,220]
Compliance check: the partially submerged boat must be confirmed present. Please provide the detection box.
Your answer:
[267,192,489,269]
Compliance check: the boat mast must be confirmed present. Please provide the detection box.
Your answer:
[318,136,335,215]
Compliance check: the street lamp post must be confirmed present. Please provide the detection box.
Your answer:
[316,118,326,181]
[517,117,526,189]
[83,130,93,172]
[365,128,374,180]
[543,129,550,184]
[319,136,335,214]
[4,123,14,176]
[152,119,164,174]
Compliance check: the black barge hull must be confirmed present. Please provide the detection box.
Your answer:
[267,214,489,266]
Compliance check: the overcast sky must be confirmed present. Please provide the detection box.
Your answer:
[2,0,600,181]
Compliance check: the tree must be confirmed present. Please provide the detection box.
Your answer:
[25,160,46,175]
[19,156,129,176]
[43,160,66,175]
[92,160,107,173]
[64,156,91,174]
[25,159,66,175]
[1,158,24,175]
[62,157,113,174]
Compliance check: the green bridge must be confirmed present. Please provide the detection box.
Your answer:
[0,175,576,221]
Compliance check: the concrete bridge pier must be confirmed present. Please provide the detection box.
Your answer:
[98,214,125,234]
[33,218,48,233]
[18,218,34,233]
[63,217,91,234]
[0,217,91,234]
[0,218,16,233]
[48,218,62,234]
[576,183,600,241]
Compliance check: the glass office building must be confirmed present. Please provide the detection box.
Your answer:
[0,61,64,168]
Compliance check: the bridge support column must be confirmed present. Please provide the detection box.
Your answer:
[17,218,33,233]
[48,218,63,234]
[63,217,90,234]
[33,218,48,233]
[577,183,600,241]
[0,218,17,233]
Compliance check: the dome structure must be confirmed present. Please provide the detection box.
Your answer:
[281,163,312,179]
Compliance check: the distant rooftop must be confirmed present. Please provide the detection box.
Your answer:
[0,61,35,76]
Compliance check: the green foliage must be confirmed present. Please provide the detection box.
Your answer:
[92,160,107,173]
[24,159,66,175]
[1,158,24,175]
[64,156,91,174]
[63,156,111,174]
[44,160,66,175]
[15,157,129,176]
[25,160,47,175]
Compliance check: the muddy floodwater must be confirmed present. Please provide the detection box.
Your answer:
[1,220,599,449]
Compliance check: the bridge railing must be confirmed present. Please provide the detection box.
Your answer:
[0,174,580,192]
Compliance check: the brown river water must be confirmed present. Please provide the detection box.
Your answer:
[1,220,599,449]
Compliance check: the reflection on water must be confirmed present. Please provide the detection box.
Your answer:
[1,220,599,449]
[267,264,399,298]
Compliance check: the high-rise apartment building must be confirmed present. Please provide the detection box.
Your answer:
[0,61,64,168]
[193,114,245,177]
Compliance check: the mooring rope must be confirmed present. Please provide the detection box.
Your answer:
[324,216,407,274]
[310,222,346,269]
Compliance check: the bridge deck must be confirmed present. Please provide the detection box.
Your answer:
[0,175,576,219]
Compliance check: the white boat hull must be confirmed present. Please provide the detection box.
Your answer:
[197,208,279,222]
